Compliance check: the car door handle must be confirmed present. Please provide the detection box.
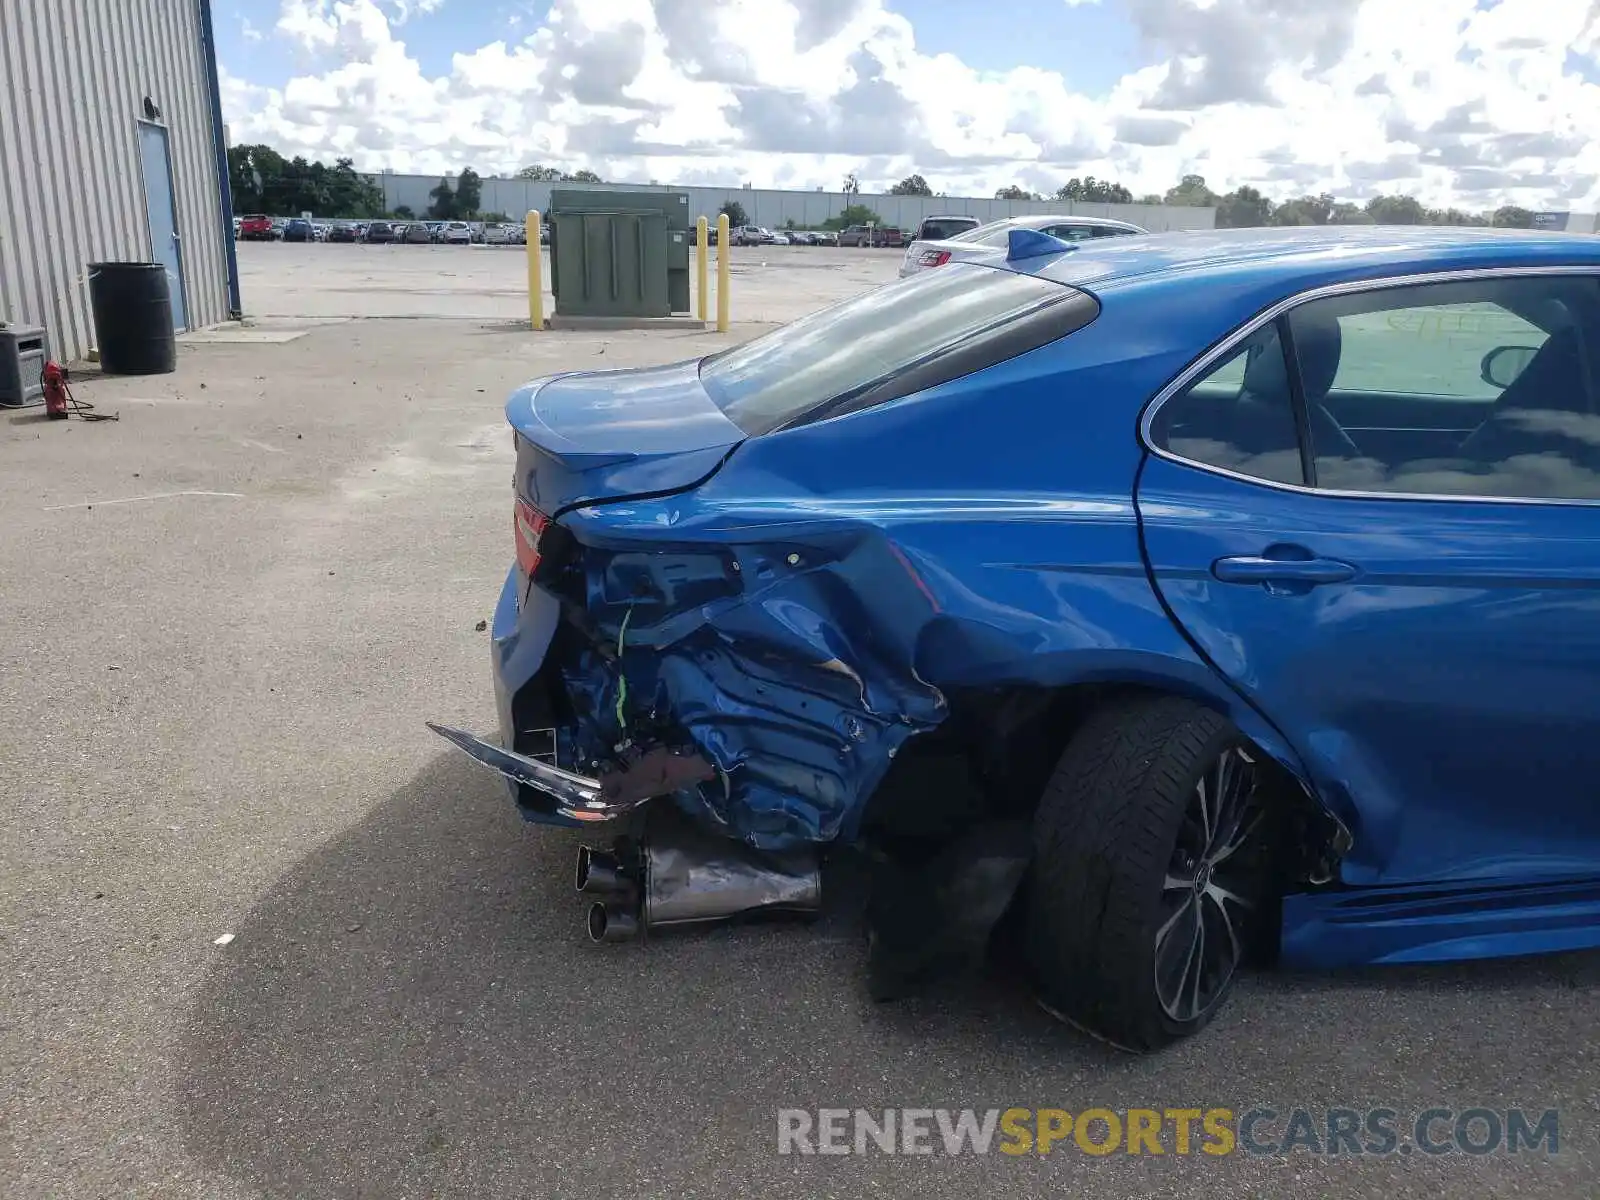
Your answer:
[1212,555,1357,585]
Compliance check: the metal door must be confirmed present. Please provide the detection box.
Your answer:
[137,121,187,330]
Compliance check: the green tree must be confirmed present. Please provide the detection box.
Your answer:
[1365,194,1425,225]
[719,200,749,227]
[428,178,456,220]
[392,204,415,219]
[1216,186,1274,228]
[995,184,1042,200]
[842,172,860,196]
[1273,193,1335,226]
[890,174,933,196]
[516,165,563,181]
[226,144,384,217]
[1164,174,1218,207]
[481,211,511,222]
[1492,205,1534,228]
[1055,176,1133,203]
[1329,202,1375,225]
[562,169,603,183]
[1137,193,1163,205]
[1428,207,1487,226]
[455,168,483,217]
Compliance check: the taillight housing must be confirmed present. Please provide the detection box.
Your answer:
[515,496,551,575]
[919,250,951,267]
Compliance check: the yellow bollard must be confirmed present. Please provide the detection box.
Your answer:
[716,213,730,333]
[696,216,709,324]
[526,211,544,330]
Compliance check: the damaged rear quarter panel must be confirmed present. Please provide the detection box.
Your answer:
[553,323,1273,850]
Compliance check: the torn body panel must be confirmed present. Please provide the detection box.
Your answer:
[469,337,1333,854]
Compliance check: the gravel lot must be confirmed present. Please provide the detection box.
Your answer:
[1,246,1596,1198]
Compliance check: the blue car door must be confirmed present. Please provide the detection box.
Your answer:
[1136,270,1600,890]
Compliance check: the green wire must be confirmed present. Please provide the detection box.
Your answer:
[614,607,632,734]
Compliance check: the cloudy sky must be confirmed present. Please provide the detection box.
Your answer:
[215,0,1600,209]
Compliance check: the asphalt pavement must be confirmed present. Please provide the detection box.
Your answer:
[2,249,1597,1198]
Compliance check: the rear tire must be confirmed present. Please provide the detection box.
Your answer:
[1025,696,1275,1051]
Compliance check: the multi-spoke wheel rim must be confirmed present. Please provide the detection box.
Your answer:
[1153,746,1264,1023]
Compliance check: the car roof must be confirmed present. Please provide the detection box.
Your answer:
[1025,224,1600,295]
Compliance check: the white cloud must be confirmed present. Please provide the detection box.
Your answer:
[221,0,1600,210]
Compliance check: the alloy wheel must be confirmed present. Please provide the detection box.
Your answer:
[1153,747,1265,1023]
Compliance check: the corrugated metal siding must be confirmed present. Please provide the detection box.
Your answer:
[0,0,228,363]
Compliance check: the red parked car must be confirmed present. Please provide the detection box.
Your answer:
[238,214,274,241]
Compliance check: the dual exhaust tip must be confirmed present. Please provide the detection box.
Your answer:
[574,824,822,944]
[577,843,641,943]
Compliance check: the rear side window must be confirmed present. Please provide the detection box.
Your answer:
[1149,322,1306,486]
[699,264,1097,435]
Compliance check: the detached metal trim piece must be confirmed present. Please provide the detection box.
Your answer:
[427,722,631,822]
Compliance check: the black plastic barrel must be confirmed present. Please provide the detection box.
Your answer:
[87,262,176,375]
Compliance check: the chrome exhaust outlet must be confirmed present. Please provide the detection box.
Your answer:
[575,844,635,896]
[587,900,640,943]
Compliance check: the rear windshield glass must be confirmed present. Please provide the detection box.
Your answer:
[950,220,1019,248]
[699,264,1074,435]
[920,218,980,241]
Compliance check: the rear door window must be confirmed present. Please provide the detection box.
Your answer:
[699,263,1095,435]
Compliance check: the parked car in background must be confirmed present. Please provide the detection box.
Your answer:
[838,224,898,247]
[270,218,288,239]
[899,213,1147,277]
[362,221,396,244]
[281,218,314,243]
[733,226,766,246]
[328,222,359,243]
[912,215,981,243]
[432,224,1600,1052]
[769,231,792,245]
[484,223,513,245]
[424,221,444,242]
[468,222,487,244]
[442,221,473,245]
[399,222,433,244]
[238,214,274,240]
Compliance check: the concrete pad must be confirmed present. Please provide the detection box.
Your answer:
[546,314,708,331]
[3,317,1597,1200]
[235,240,899,324]
[177,327,310,344]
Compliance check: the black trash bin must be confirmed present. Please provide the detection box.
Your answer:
[87,262,176,375]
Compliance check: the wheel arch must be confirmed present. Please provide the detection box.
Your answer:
[860,667,1350,885]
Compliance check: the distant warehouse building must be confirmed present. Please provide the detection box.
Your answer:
[0,0,237,364]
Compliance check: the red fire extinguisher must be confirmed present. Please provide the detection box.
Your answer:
[42,361,69,418]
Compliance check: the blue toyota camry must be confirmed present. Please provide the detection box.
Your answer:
[433,224,1600,1049]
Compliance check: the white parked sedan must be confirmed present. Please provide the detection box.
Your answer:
[897,214,1147,277]
[441,221,473,245]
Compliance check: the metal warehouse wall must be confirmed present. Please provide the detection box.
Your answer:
[0,0,230,363]
[376,175,1217,234]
